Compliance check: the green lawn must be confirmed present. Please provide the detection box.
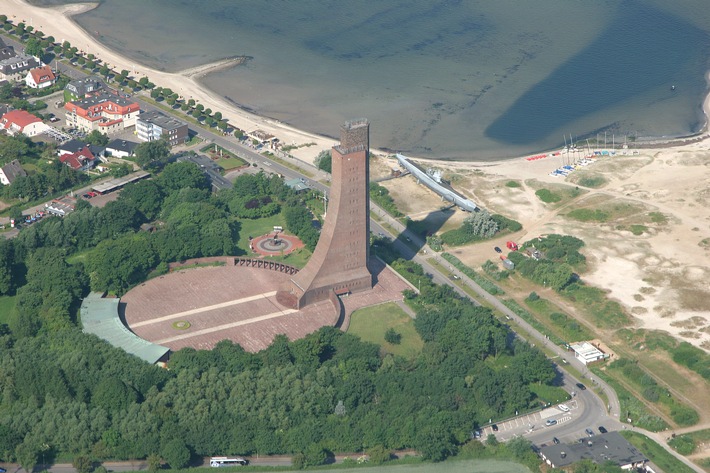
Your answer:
[620,431,696,473]
[348,302,423,359]
[217,157,248,170]
[237,215,287,252]
[237,215,311,268]
[0,295,17,325]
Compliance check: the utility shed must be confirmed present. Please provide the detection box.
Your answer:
[570,341,609,365]
[81,292,169,364]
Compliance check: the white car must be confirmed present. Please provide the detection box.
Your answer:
[558,404,570,412]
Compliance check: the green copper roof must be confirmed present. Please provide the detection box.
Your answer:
[81,292,169,364]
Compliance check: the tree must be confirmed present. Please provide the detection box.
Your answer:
[110,163,132,178]
[314,150,332,173]
[234,129,244,140]
[15,22,26,37]
[85,130,109,147]
[119,180,165,220]
[0,239,16,295]
[135,140,171,170]
[147,454,162,472]
[73,454,93,473]
[25,37,43,58]
[161,439,190,469]
[158,162,210,192]
[99,65,110,78]
[384,328,401,344]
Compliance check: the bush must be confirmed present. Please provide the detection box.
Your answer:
[384,328,401,345]
[535,189,561,203]
[668,435,696,455]
[505,180,520,188]
[526,292,539,302]
[366,446,392,465]
[567,208,610,222]
[670,404,700,427]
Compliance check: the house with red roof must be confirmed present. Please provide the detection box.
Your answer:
[0,109,47,137]
[59,145,96,171]
[64,92,140,134]
[25,65,57,89]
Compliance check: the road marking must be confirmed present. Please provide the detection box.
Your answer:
[132,291,278,327]
[155,308,298,344]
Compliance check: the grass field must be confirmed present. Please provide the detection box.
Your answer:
[620,431,696,473]
[348,302,423,359]
[217,156,248,170]
[0,295,16,325]
[307,459,531,473]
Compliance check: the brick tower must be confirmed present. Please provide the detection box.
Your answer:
[278,119,372,309]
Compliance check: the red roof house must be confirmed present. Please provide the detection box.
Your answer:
[0,109,45,137]
[59,146,96,171]
[25,65,57,89]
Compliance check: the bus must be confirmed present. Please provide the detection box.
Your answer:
[210,457,248,467]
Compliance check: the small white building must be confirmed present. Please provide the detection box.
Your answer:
[570,342,609,365]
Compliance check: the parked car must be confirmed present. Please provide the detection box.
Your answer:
[552,437,560,445]
[491,424,498,432]
[576,383,587,390]
[558,404,570,412]
[494,246,502,253]
[598,426,607,434]
[545,419,558,426]
[585,428,595,437]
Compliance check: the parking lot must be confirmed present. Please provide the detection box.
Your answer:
[481,400,579,436]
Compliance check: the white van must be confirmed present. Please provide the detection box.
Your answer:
[558,404,570,412]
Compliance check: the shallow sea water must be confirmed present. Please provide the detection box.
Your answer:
[35,0,710,160]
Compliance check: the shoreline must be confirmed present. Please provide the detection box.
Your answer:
[4,0,710,166]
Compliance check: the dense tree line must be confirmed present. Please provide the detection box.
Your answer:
[1,161,560,469]
[0,267,557,468]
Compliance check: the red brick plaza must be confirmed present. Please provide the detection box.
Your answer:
[121,258,411,353]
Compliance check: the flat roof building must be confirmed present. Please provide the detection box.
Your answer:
[570,341,609,365]
[136,110,188,147]
[539,432,648,470]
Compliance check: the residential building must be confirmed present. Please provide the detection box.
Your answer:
[0,159,27,185]
[135,110,188,146]
[59,145,96,171]
[538,432,648,470]
[58,139,104,159]
[25,65,56,89]
[105,138,138,158]
[0,53,41,82]
[64,92,140,134]
[65,76,103,100]
[0,38,16,61]
[1,109,47,137]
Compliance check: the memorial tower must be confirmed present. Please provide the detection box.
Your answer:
[277,119,372,309]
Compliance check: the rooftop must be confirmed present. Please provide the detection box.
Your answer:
[92,170,150,194]
[69,91,138,110]
[539,432,648,468]
[81,292,169,364]
[1,109,41,129]
[137,110,187,131]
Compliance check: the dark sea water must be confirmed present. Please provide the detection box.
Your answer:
[30,0,710,160]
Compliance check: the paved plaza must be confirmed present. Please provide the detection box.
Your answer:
[121,259,411,353]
